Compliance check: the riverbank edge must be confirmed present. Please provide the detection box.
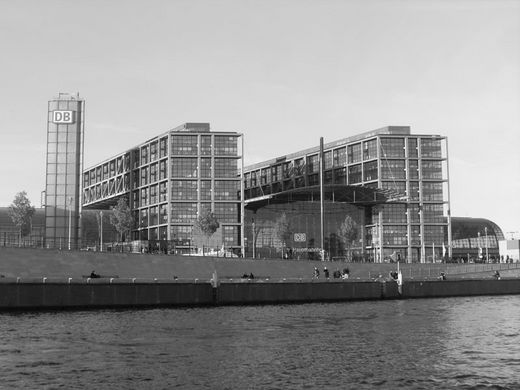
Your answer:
[1,278,519,311]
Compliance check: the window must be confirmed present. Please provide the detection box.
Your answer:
[201,135,212,155]
[380,138,405,158]
[307,154,319,173]
[150,141,158,162]
[420,138,442,158]
[381,160,406,180]
[363,161,378,181]
[215,180,240,200]
[159,137,168,158]
[214,203,239,223]
[200,180,211,200]
[333,147,346,167]
[363,139,377,160]
[324,151,332,169]
[172,135,198,155]
[172,158,198,178]
[421,161,442,180]
[141,146,148,165]
[408,138,418,158]
[171,180,197,200]
[200,158,211,178]
[214,158,237,178]
[423,182,443,201]
[171,203,197,223]
[214,136,237,156]
[347,143,361,164]
[348,164,362,184]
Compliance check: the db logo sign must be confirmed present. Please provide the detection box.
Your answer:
[53,111,74,124]
[294,233,306,242]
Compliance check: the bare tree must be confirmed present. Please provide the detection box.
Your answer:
[273,212,292,259]
[337,215,359,261]
[8,191,35,247]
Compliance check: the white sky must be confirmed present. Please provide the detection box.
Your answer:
[0,0,519,235]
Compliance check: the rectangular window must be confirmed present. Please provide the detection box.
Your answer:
[420,138,442,158]
[348,164,362,184]
[421,161,443,180]
[215,180,240,200]
[150,141,158,162]
[171,158,198,178]
[408,160,419,179]
[333,147,346,167]
[334,167,346,184]
[149,184,158,205]
[214,203,240,223]
[381,160,406,180]
[422,182,443,201]
[200,180,211,200]
[363,161,378,181]
[150,163,158,183]
[159,137,168,158]
[408,138,418,158]
[214,136,237,156]
[324,151,332,170]
[171,180,197,200]
[200,158,212,178]
[347,143,361,164]
[140,166,149,186]
[172,135,198,155]
[380,138,405,158]
[201,135,212,155]
[363,139,377,160]
[159,182,167,202]
[307,154,319,173]
[214,158,237,178]
[171,203,197,223]
[141,146,148,166]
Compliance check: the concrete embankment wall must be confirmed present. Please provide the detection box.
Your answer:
[1,278,519,310]
[0,278,394,310]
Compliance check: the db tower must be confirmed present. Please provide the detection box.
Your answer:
[44,93,85,249]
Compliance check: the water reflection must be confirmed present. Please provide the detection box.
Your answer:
[1,296,519,389]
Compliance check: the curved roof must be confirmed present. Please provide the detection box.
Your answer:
[451,217,505,241]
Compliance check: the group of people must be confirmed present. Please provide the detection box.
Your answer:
[313,266,350,279]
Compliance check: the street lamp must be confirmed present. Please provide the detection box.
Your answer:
[485,226,489,263]
[68,196,73,250]
[100,211,103,252]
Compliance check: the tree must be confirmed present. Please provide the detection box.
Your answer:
[273,212,292,259]
[193,209,220,255]
[337,215,359,261]
[109,197,134,244]
[8,191,35,247]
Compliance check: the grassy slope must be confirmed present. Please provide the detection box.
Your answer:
[0,247,518,280]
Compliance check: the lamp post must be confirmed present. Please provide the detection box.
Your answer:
[100,211,103,252]
[68,196,73,250]
[485,226,489,263]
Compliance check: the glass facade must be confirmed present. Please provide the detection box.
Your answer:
[45,94,84,249]
[243,126,450,263]
[83,123,243,255]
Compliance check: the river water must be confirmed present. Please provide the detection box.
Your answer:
[1,296,519,389]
